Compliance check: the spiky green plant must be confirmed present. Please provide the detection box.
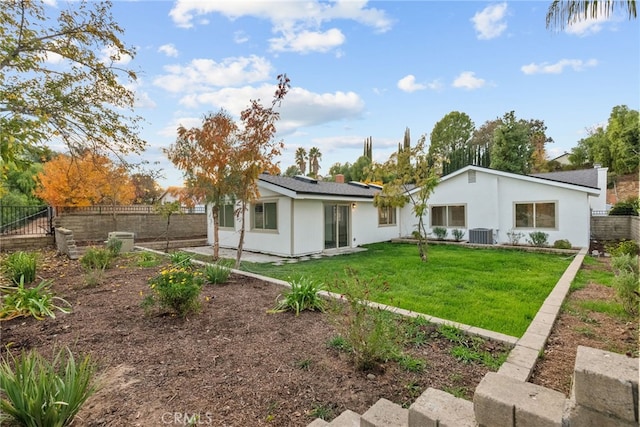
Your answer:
[269,276,325,316]
[0,277,71,321]
[0,347,97,427]
[2,251,38,285]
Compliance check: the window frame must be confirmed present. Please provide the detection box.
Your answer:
[430,204,467,228]
[513,201,557,229]
[378,206,397,226]
[251,200,278,231]
[219,203,235,229]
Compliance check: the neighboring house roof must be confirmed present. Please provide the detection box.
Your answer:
[259,174,381,199]
[530,168,600,189]
[550,152,571,165]
[433,165,600,195]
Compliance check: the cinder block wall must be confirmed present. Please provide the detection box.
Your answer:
[54,212,207,243]
[591,215,638,242]
[0,236,54,252]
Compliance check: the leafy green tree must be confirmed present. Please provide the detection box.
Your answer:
[363,136,373,161]
[490,111,533,174]
[327,162,352,182]
[371,135,438,262]
[350,156,372,182]
[546,0,637,31]
[0,0,146,177]
[283,165,302,177]
[428,112,475,172]
[606,105,639,174]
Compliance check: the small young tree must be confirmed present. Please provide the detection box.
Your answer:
[165,110,238,260]
[232,74,290,268]
[372,134,438,262]
[154,201,182,253]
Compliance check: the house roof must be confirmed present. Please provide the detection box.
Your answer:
[530,168,600,189]
[258,174,380,199]
[436,165,600,195]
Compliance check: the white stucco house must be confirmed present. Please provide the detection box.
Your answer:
[207,174,402,257]
[208,165,603,256]
[399,165,603,248]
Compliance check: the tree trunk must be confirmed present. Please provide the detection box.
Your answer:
[212,206,220,261]
[164,213,172,253]
[235,201,246,269]
[417,215,429,262]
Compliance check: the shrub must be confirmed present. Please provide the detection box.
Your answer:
[606,240,640,257]
[451,229,465,242]
[269,276,325,316]
[611,253,639,316]
[202,262,232,285]
[105,236,123,256]
[143,267,203,317]
[2,251,38,285]
[80,247,114,271]
[432,227,448,240]
[553,239,572,250]
[170,251,193,269]
[0,277,71,321]
[0,347,97,427]
[506,229,524,245]
[527,231,549,247]
[328,269,400,371]
[612,269,639,316]
[608,198,639,216]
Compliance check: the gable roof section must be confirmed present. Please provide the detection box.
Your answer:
[530,168,599,189]
[258,174,379,199]
[436,165,600,196]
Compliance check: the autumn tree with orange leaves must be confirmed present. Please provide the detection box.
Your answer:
[165,74,290,265]
[165,110,238,260]
[35,152,135,207]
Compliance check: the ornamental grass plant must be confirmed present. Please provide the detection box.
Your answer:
[0,347,97,427]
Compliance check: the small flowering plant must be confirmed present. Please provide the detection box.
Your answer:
[142,266,204,317]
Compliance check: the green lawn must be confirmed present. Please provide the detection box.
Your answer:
[239,242,574,337]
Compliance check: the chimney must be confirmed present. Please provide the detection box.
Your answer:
[335,174,345,184]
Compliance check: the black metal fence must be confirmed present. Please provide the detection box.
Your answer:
[0,205,54,236]
[55,205,206,214]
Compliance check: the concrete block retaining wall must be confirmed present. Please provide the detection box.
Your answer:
[54,212,206,243]
[591,215,640,243]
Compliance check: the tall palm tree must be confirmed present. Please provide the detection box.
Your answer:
[546,0,637,30]
[308,147,322,178]
[294,147,307,175]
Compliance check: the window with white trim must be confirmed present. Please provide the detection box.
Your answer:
[252,201,277,230]
[430,205,466,227]
[514,202,556,229]
[219,203,235,228]
[378,206,396,226]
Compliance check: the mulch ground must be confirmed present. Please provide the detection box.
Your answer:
[0,250,509,427]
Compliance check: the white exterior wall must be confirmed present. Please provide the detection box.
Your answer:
[400,168,594,248]
[351,200,401,246]
[291,199,325,256]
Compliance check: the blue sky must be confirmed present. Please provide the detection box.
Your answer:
[47,1,640,188]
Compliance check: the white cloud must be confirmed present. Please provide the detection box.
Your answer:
[452,71,486,90]
[397,75,426,93]
[234,31,249,44]
[100,45,132,65]
[158,44,179,57]
[168,0,393,55]
[565,17,605,36]
[169,0,392,31]
[175,85,365,135]
[270,28,346,53]
[153,55,273,93]
[521,58,598,74]
[471,3,508,40]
